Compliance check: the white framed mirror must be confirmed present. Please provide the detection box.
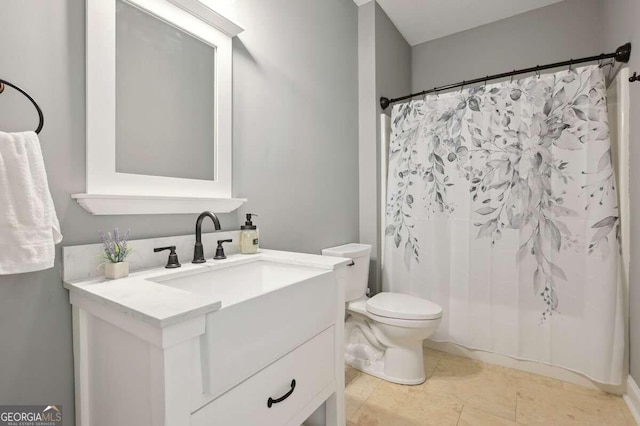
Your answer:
[115,0,218,182]
[82,0,242,211]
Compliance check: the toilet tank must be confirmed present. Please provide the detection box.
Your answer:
[322,243,371,302]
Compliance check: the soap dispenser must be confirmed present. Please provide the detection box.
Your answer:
[239,213,259,254]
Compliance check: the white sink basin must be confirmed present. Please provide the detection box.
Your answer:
[148,257,339,402]
[150,260,326,307]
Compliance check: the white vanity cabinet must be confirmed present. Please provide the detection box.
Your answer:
[64,249,347,426]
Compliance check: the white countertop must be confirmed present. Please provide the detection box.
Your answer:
[64,249,350,328]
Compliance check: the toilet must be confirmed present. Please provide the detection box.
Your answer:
[322,243,442,385]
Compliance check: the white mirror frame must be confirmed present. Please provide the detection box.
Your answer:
[86,0,235,199]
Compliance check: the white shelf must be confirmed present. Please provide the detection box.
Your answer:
[72,194,246,215]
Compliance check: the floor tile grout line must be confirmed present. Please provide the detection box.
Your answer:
[515,377,520,424]
[471,404,517,423]
[455,402,465,426]
[428,355,443,380]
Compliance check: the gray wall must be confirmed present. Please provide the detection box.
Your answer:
[599,0,640,385]
[373,3,411,293]
[411,0,602,92]
[358,1,378,293]
[358,1,411,294]
[232,0,359,255]
[0,0,358,422]
[375,2,411,112]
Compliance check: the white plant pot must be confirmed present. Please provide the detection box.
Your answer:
[104,261,129,280]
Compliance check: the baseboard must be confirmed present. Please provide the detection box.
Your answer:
[624,375,640,425]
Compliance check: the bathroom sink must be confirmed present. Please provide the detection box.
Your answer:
[150,260,325,307]
[149,257,339,403]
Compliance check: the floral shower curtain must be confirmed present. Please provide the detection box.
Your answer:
[383,65,624,384]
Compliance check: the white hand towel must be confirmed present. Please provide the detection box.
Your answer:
[0,131,62,274]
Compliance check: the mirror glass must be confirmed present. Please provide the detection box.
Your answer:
[115,0,216,181]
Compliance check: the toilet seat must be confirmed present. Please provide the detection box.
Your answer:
[347,294,442,328]
[366,293,442,320]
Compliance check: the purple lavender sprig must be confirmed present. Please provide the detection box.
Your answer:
[99,228,132,263]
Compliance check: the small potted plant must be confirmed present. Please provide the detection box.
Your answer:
[100,228,132,279]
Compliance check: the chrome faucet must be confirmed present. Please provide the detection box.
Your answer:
[193,211,221,263]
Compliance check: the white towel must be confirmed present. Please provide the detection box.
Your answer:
[0,131,62,274]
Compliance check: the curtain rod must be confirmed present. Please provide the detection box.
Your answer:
[380,43,632,110]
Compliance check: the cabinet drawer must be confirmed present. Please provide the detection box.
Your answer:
[191,326,335,426]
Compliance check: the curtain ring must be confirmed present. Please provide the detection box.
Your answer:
[460,81,465,93]
[484,76,489,88]
[600,58,615,69]
[510,71,515,83]
[568,59,573,71]
[598,54,606,68]
[536,66,540,79]
[434,87,439,98]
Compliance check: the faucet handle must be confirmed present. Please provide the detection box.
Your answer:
[154,246,181,269]
[214,239,233,260]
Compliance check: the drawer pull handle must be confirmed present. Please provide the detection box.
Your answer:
[347,260,355,266]
[267,379,296,408]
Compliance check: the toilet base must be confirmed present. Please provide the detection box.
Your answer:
[346,356,426,385]
[345,314,429,385]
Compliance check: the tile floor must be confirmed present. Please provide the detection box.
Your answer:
[345,347,636,426]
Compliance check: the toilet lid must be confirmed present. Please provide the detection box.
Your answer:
[366,293,442,320]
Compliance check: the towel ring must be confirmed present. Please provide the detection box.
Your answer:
[0,78,44,134]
